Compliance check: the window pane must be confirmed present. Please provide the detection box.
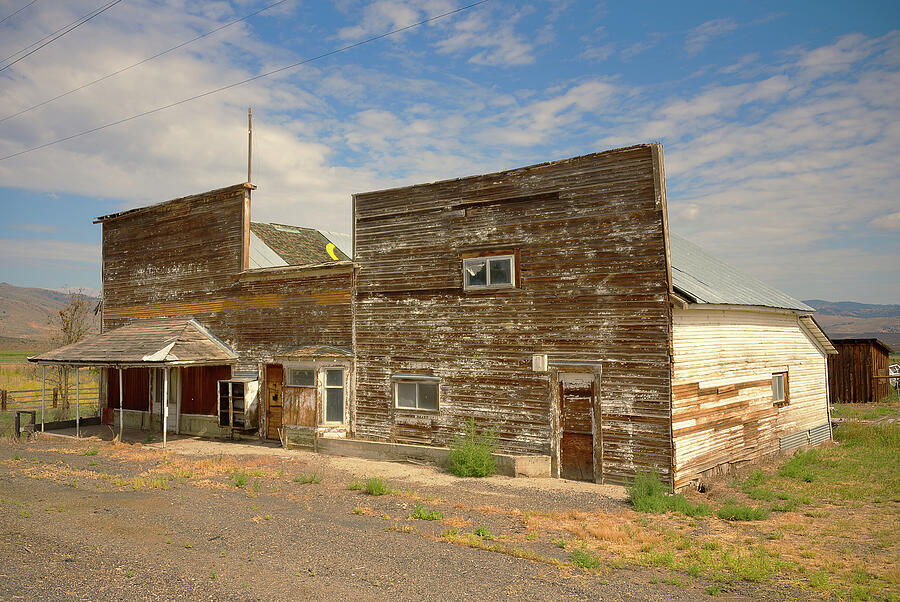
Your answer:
[396,382,417,408]
[489,257,512,285]
[418,383,438,410]
[326,388,344,422]
[288,369,315,386]
[325,368,343,387]
[465,259,487,287]
[772,375,784,401]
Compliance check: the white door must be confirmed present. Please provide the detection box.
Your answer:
[152,368,181,433]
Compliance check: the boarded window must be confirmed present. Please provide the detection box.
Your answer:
[287,369,315,387]
[324,368,344,423]
[393,378,439,411]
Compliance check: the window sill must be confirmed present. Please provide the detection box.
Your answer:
[773,401,789,408]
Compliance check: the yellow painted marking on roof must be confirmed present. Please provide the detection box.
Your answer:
[326,243,339,261]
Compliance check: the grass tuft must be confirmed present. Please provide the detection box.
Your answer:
[778,449,819,482]
[569,547,601,570]
[411,501,444,521]
[364,477,388,496]
[716,501,770,521]
[629,470,711,517]
[295,472,322,484]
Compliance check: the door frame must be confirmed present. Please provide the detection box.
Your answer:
[265,364,284,440]
[549,361,602,482]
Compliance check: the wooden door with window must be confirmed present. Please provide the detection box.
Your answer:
[265,364,283,440]
[559,373,596,481]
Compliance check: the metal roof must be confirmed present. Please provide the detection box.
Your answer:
[249,222,351,267]
[670,234,813,312]
[28,318,237,366]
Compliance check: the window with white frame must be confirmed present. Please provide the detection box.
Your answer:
[393,376,439,411]
[772,371,789,405]
[463,254,515,290]
[286,368,315,387]
[324,368,345,423]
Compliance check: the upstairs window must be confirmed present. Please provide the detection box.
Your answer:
[772,372,789,406]
[393,375,439,411]
[463,253,516,290]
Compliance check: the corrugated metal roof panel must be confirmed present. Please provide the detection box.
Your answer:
[670,234,813,312]
[249,222,350,266]
[248,230,288,269]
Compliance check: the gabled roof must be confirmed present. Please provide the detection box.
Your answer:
[670,234,813,312]
[29,318,237,366]
[249,222,351,268]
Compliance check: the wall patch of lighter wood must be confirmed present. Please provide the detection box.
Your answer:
[670,307,829,489]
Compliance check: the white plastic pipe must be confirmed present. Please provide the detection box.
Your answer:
[119,367,124,439]
[75,367,80,438]
[162,367,168,448]
[41,365,45,432]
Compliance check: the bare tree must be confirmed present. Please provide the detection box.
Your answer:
[47,289,95,407]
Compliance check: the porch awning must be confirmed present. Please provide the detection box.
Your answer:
[28,317,238,367]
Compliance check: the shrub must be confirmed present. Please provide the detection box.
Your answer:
[364,477,388,496]
[629,470,712,517]
[716,501,769,521]
[447,418,498,477]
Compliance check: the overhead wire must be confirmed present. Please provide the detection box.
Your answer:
[0,0,288,124]
[0,0,124,73]
[0,0,38,27]
[0,0,490,162]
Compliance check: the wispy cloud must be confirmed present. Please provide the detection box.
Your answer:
[0,238,99,265]
[13,223,58,234]
[685,17,737,56]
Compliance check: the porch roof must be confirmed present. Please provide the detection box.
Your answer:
[28,318,237,367]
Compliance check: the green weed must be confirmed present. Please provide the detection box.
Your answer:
[629,470,712,517]
[716,501,769,521]
[447,417,497,477]
[230,470,248,488]
[364,477,388,496]
[474,526,495,539]
[348,480,362,490]
[569,547,601,570]
[295,472,322,484]
[83,448,98,456]
[411,502,444,521]
[778,449,819,482]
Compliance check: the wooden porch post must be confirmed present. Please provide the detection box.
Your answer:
[75,366,80,438]
[41,365,45,432]
[119,367,124,439]
[163,367,168,449]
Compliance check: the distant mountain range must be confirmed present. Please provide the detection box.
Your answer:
[802,300,900,351]
[0,283,896,353]
[0,283,100,351]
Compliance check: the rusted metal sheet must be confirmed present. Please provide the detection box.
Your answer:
[352,145,673,484]
[181,366,232,415]
[106,367,149,411]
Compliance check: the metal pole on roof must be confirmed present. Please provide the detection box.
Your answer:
[41,365,45,433]
[75,366,80,438]
[118,367,124,440]
[163,367,168,449]
[247,107,252,184]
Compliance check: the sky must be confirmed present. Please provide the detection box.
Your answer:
[0,0,898,303]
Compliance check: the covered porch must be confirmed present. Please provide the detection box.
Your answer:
[28,317,241,446]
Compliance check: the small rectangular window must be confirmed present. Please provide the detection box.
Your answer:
[393,377,440,411]
[287,369,315,387]
[324,368,344,423]
[463,254,516,290]
[772,372,788,405]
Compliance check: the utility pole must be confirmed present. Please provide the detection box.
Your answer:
[247,107,253,184]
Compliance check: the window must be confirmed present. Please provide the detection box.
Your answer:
[772,372,789,405]
[324,368,345,423]
[393,376,439,411]
[286,369,315,387]
[463,254,516,290]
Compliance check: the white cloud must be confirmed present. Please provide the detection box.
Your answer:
[871,211,900,231]
[13,223,58,234]
[685,17,737,56]
[0,238,99,265]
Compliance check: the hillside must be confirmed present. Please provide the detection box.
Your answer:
[0,283,100,349]
[803,300,900,350]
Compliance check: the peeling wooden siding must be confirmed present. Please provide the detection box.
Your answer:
[827,341,891,403]
[100,186,353,361]
[671,307,829,489]
[353,145,673,484]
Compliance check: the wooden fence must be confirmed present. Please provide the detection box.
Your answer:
[0,386,100,433]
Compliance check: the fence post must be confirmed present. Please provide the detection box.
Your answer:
[53,387,58,408]
[1,390,6,412]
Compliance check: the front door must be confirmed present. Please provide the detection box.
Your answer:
[266,364,283,440]
[152,368,180,433]
[559,372,596,481]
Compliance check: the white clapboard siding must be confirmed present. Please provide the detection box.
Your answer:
[671,307,829,488]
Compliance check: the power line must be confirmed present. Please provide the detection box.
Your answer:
[0,0,38,27]
[1,0,115,65]
[0,0,288,124]
[0,0,124,73]
[0,0,489,162]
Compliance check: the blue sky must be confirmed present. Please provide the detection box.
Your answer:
[0,0,898,303]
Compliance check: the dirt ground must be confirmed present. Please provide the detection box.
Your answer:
[0,431,809,601]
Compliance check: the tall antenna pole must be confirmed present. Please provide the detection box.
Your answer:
[247,107,253,184]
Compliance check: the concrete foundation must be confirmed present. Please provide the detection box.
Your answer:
[316,437,550,478]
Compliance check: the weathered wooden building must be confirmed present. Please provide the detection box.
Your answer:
[31,143,837,489]
[32,183,354,446]
[827,338,893,403]
[352,144,836,488]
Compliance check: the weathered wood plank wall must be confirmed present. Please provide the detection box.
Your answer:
[352,145,673,484]
[99,184,353,361]
[827,340,891,403]
[671,307,829,489]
